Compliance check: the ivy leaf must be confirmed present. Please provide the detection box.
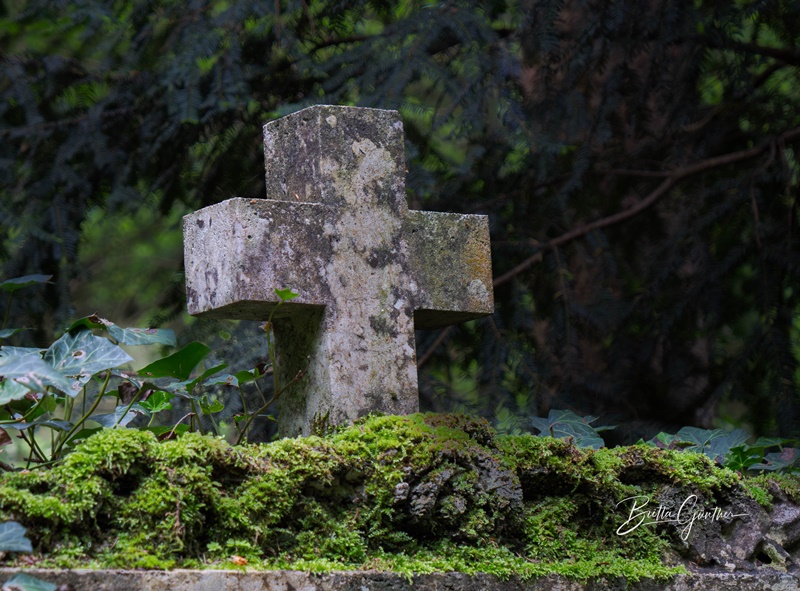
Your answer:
[64,315,105,333]
[705,429,751,464]
[275,287,299,302]
[66,315,177,346]
[237,365,269,383]
[2,418,73,432]
[752,437,788,448]
[0,275,52,293]
[44,330,134,388]
[650,432,679,449]
[139,390,173,413]
[138,342,210,381]
[672,426,722,448]
[661,427,751,464]
[203,365,266,390]
[749,448,800,472]
[1,572,56,591]
[0,521,33,553]
[151,363,228,398]
[199,396,224,415]
[0,328,26,339]
[529,409,615,449]
[0,347,45,357]
[724,445,765,471]
[0,379,31,404]
[108,325,177,347]
[185,362,227,392]
[0,349,74,395]
[204,373,240,387]
[90,405,148,428]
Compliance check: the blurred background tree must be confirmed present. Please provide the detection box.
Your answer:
[1,0,799,441]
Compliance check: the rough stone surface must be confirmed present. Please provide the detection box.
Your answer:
[770,496,800,550]
[2,569,798,591]
[656,486,768,569]
[184,106,493,436]
[650,485,800,573]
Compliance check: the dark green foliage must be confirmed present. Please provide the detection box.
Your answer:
[0,278,304,467]
[0,520,32,553]
[529,409,615,449]
[0,573,53,591]
[650,426,800,473]
[2,1,799,439]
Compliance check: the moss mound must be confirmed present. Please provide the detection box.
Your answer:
[0,413,795,579]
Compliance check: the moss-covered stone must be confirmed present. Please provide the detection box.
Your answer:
[0,413,797,580]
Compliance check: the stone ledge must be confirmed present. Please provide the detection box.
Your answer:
[1,569,797,591]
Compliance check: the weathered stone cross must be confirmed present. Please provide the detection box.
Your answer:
[184,105,493,437]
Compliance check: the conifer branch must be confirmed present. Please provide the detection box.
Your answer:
[0,107,133,136]
[417,326,452,368]
[707,40,800,65]
[493,125,800,288]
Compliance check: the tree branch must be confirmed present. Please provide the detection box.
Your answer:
[0,107,134,137]
[492,126,800,288]
[417,326,453,368]
[709,39,800,65]
[309,35,370,53]
[601,168,671,178]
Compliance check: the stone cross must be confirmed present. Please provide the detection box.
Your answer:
[184,105,493,437]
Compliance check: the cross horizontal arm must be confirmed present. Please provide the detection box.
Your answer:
[184,198,330,319]
[406,211,494,329]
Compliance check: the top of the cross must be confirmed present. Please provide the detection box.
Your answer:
[262,105,407,207]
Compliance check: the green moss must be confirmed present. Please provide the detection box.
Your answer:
[741,472,800,508]
[0,428,158,534]
[343,543,683,582]
[763,472,800,503]
[742,478,774,509]
[0,413,789,581]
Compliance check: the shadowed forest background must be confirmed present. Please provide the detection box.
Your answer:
[1,0,799,443]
